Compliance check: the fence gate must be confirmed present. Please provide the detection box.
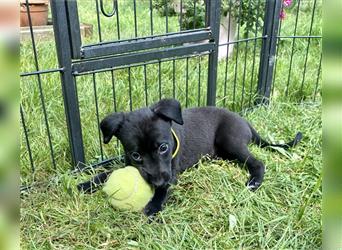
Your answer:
[51,0,222,168]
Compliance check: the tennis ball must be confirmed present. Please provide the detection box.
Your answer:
[103,166,154,211]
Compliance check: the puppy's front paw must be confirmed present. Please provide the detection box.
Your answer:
[246,177,262,191]
[77,181,97,193]
[144,201,162,218]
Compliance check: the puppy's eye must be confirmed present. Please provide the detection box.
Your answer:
[131,152,142,162]
[158,143,169,155]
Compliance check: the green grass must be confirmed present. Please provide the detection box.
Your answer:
[21,102,322,249]
[20,1,322,249]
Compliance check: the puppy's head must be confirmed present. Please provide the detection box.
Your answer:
[100,99,183,187]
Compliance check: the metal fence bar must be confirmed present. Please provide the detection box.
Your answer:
[133,0,138,37]
[232,1,243,110]
[111,70,117,112]
[271,1,283,98]
[128,67,133,111]
[285,0,301,97]
[51,0,85,166]
[206,0,221,106]
[80,29,211,58]
[172,60,176,99]
[20,68,63,77]
[115,0,121,39]
[84,27,208,47]
[313,53,322,102]
[193,0,197,29]
[20,105,35,173]
[73,43,214,74]
[144,65,149,106]
[277,35,321,39]
[149,0,154,35]
[95,0,103,42]
[92,73,104,161]
[240,0,253,109]
[158,61,162,100]
[74,52,210,76]
[198,56,201,106]
[185,57,189,107]
[256,0,282,105]
[25,0,56,169]
[300,0,318,96]
[165,0,169,33]
[218,36,265,46]
[179,0,183,31]
[66,0,82,59]
[223,0,232,107]
[248,0,262,108]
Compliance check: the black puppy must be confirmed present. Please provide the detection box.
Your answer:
[79,99,302,217]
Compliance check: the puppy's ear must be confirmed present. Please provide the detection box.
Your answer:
[150,99,183,125]
[100,112,125,144]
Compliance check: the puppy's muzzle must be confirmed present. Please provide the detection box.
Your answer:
[150,171,171,187]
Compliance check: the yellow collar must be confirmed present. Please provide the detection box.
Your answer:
[171,128,180,159]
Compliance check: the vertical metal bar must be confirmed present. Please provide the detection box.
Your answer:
[223,0,232,107]
[165,0,169,33]
[185,57,189,107]
[111,70,117,112]
[172,60,176,99]
[313,53,322,102]
[198,56,201,106]
[271,1,283,98]
[144,65,148,106]
[193,0,197,29]
[92,73,104,161]
[20,105,35,173]
[158,61,162,100]
[179,0,183,31]
[115,0,120,39]
[25,0,56,168]
[285,0,301,97]
[256,0,282,105]
[65,0,82,58]
[206,0,221,106]
[95,0,103,42]
[240,0,253,109]
[300,0,317,96]
[248,0,262,108]
[133,0,138,37]
[128,67,133,111]
[51,0,85,166]
[232,1,243,111]
[149,0,154,35]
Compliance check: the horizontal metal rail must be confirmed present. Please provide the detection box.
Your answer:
[277,35,322,39]
[73,52,209,76]
[218,36,266,46]
[20,68,64,77]
[72,43,214,74]
[81,28,212,58]
[82,27,211,47]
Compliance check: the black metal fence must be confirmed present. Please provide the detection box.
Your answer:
[20,0,322,187]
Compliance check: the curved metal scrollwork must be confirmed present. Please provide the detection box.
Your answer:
[99,0,117,17]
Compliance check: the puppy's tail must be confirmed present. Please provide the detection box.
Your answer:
[250,125,302,150]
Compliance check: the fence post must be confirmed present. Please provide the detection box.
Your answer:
[51,0,85,166]
[206,0,221,106]
[256,0,282,105]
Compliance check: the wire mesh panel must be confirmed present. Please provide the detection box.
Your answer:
[20,1,69,187]
[272,0,322,102]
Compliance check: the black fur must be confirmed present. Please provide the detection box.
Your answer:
[78,99,302,217]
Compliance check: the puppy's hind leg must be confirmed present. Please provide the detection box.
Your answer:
[216,137,265,191]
